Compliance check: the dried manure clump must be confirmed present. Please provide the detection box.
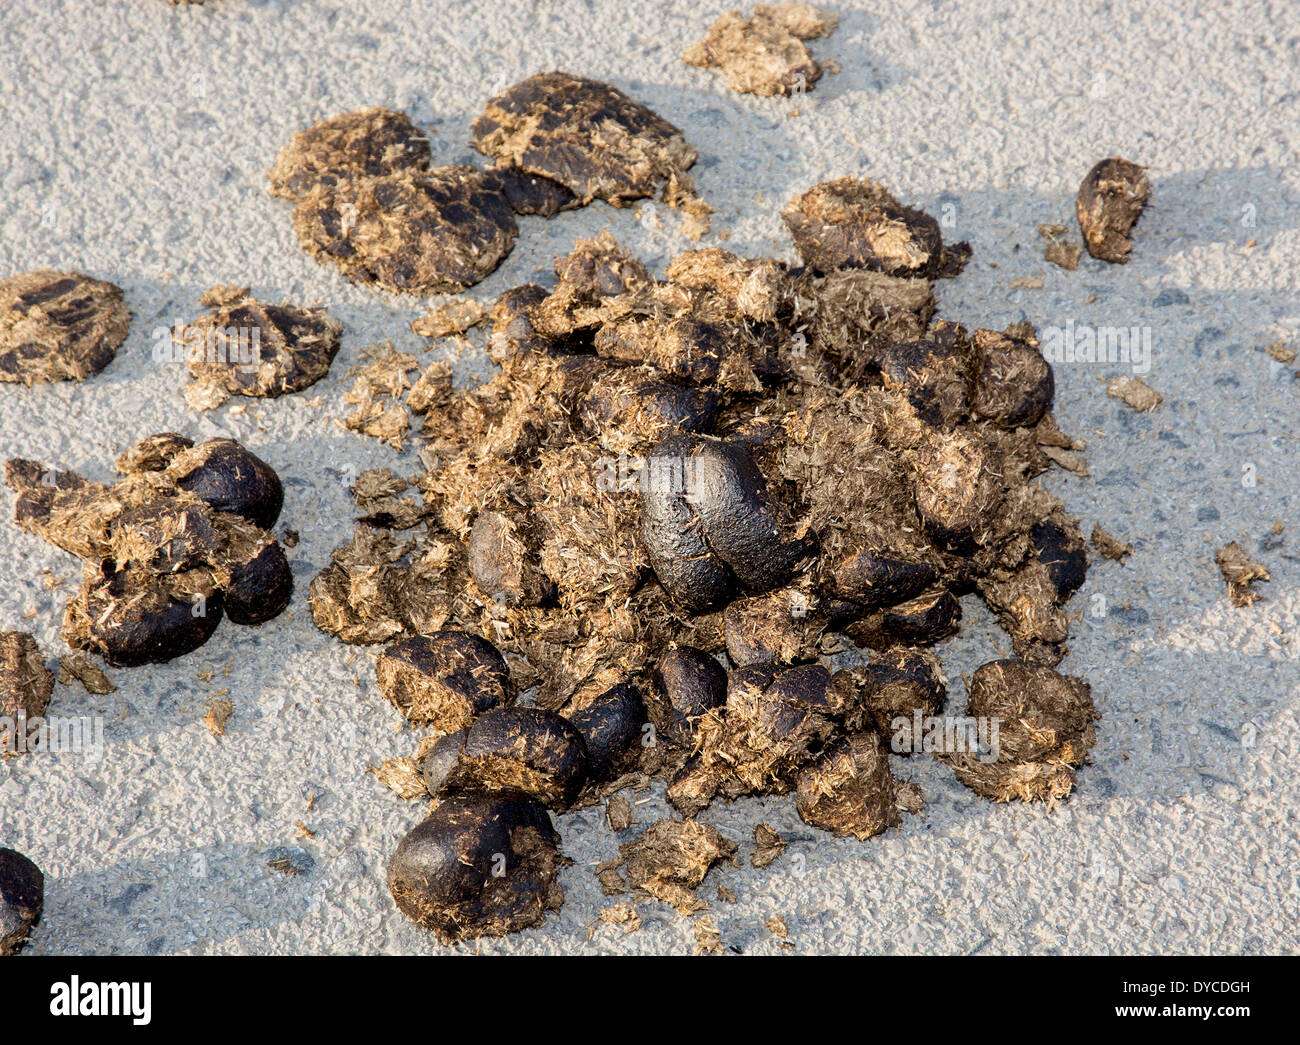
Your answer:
[942,658,1099,805]
[0,848,44,956]
[388,793,564,943]
[0,270,131,385]
[178,288,342,410]
[472,71,700,209]
[783,177,970,278]
[1076,157,1150,263]
[420,706,589,810]
[270,108,524,293]
[684,4,839,97]
[618,818,737,914]
[294,165,519,294]
[796,733,921,840]
[375,631,512,730]
[4,435,291,665]
[835,647,947,740]
[649,645,728,748]
[267,106,432,202]
[320,177,1102,942]
[1216,542,1269,607]
[272,74,706,293]
[1,632,54,756]
[565,680,646,782]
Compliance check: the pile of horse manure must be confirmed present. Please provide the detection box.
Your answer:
[0,269,131,385]
[271,74,708,293]
[4,435,291,666]
[303,173,1102,942]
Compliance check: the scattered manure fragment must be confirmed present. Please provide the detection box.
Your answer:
[1090,524,1134,562]
[751,823,786,867]
[177,290,342,411]
[1076,157,1150,263]
[835,647,946,740]
[618,818,736,914]
[167,438,284,530]
[371,757,429,800]
[0,269,130,385]
[684,3,839,97]
[666,662,841,815]
[1216,542,1269,607]
[56,651,116,694]
[203,696,233,738]
[1038,222,1082,270]
[411,298,486,340]
[606,795,634,832]
[1,633,54,756]
[1106,374,1161,412]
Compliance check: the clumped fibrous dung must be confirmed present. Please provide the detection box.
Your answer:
[419,706,589,810]
[1216,542,1269,607]
[684,4,839,97]
[0,632,54,757]
[0,270,131,385]
[267,106,432,203]
[374,631,512,731]
[271,108,523,293]
[782,177,971,278]
[4,436,291,665]
[177,288,342,411]
[0,848,44,955]
[618,818,737,914]
[294,165,520,294]
[471,71,700,210]
[796,733,919,839]
[319,176,1103,942]
[1076,157,1150,263]
[387,793,563,943]
[942,658,1099,805]
[271,74,706,292]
